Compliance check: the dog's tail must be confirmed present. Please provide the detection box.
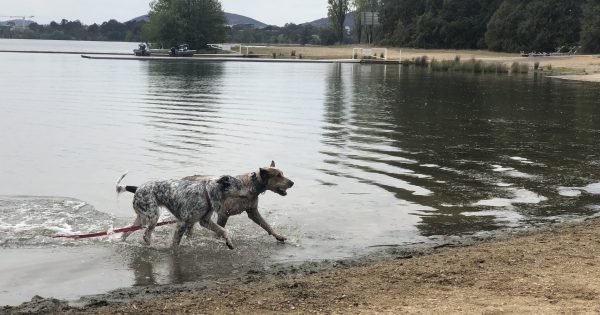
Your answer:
[116,172,138,194]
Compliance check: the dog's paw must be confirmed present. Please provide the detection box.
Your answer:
[274,235,286,243]
[226,240,234,250]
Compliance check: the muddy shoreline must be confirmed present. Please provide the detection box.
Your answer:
[4,216,600,314]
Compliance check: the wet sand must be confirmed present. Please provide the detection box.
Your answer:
[553,73,600,83]
[6,217,600,314]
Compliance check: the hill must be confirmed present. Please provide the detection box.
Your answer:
[225,12,267,28]
[128,12,267,28]
[308,12,354,30]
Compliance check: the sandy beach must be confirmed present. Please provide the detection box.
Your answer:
[249,45,600,82]
[4,217,600,314]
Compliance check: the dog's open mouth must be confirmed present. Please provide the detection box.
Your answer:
[276,188,288,196]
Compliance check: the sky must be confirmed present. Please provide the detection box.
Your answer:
[0,0,328,26]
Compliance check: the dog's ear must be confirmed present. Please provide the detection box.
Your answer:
[259,168,270,182]
[270,160,276,168]
[217,175,231,189]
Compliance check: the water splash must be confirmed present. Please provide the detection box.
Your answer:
[0,196,115,248]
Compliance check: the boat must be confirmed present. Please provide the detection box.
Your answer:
[133,43,151,56]
[169,44,196,57]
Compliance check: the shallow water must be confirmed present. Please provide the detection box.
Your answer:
[1,39,600,305]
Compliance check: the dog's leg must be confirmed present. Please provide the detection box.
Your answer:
[246,208,286,242]
[121,216,141,241]
[217,214,229,228]
[185,224,194,238]
[200,219,234,250]
[172,221,191,248]
[143,208,159,246]
[143,221,157,246]
[131,194,160,246]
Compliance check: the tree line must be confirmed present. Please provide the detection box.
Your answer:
[2,0,599,53]
[227,24,339,46]
[377,0,600,53]
[328,0,600,53]
[0,19,146,42]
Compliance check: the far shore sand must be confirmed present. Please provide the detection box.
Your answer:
[249,46,600,82]
[552,73,600,83]
[6,217,600,314]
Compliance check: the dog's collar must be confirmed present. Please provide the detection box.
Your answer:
[251,172,266,193]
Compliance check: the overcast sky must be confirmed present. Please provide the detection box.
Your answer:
[0,0,328,26]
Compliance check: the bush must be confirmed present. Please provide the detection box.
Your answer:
[441,60,454,71]
[496,63,509,73]
[430,58,441,71]
[519,63,529,73]
[511,62,520,73]
[484,62,497,73]
[473,59,483,73]
[428,57,509,74]
[414,55,429,67]
[460,59,475,72]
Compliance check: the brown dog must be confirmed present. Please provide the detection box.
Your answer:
[183,161,294,242]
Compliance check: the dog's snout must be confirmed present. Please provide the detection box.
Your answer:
[288,180,294,188]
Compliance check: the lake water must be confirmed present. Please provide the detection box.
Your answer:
[1,39,600,305]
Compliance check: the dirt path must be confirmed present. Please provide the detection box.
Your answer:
[7,218,598,314]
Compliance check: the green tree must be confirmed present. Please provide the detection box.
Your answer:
[143,0,226,49]
[580,0,600,53]
[328,0,350,43]
[101,19,128,41]
[379,0,500,48]
[379,0,425,46]
[436,0,501,49]
[87,23,101,40]
[486,0,584,52]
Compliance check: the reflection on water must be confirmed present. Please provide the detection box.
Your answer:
[123,238,274,287]
[143,62,225,163]
[316,65,600,237]
[1,47,600,303]
[1,54,599,242]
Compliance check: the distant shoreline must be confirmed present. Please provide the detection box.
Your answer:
[1,44,598,82]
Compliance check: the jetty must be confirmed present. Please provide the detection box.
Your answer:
[0,50,130,55]
[80,54,367,64]
[80,54,402,64]
[0,49,401,64]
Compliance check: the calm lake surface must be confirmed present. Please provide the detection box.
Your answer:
[1,39,600,304]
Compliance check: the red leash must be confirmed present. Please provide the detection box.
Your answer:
[52,220,178,239]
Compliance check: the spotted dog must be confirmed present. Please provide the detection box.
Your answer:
[116,174,250,249]
[123,161,295,243]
